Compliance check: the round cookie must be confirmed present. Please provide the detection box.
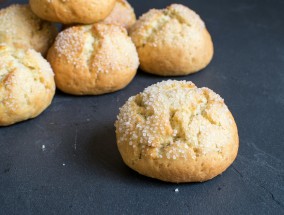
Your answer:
[129,4,214,76]
[102,0,136,30]
[47,24,139,95]
[0,44,56,126]
[62,0,136,31]
[29,0,116,24]
[0,4,57,55]
[115,80,239,183]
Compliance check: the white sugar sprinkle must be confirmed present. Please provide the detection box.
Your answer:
[115,80,232,161]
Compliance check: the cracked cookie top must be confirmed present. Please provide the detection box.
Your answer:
[0,44,55,126]
[0,4,57,55]
[129,4,214,76]
[115,80,239,182]
[130,4,204,49]
[47,23,139,95]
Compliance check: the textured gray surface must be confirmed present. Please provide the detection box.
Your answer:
[0,0,284,214]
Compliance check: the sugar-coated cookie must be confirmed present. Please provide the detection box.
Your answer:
[47,24,139,95]
[0,4,57,55]
[0,44,55,126]
[102,0,136,30]
[115,80,239,183]
[130,4,214,76]
[62,0,136,31]
[29,0,116,24]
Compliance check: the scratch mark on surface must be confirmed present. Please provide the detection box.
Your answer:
[231,3,257,12]
[74,127,78,150]
[231,141,284,209]
[246,141,284,173]
[232,165,243,178]
[259,184,284,209]
[35,123,45,133]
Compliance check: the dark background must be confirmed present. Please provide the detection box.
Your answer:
[0,0,284,214]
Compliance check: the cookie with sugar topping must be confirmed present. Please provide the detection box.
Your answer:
[129,4,214,76]
[62,0,136,32]
[47,23,139,95]
[102,0,136,30]
[115,80,239,183]
[0,4,57,55]
[29,0,116,24]
[0,44,55,126]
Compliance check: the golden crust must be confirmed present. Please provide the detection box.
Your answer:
[129,4,214,76]
[62,0,136,32]
[0,44,55,126]
[29,0,116,24]
[102,0,136,30]
[115,80,239,183]
[47,24,139,95]
[0,4,57,55]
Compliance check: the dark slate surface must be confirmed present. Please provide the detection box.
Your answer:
[0,0,284,214]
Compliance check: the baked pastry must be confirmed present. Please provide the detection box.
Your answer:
[47,24,139,95]
[129,4,214,76]
[102,0,136,30]
[62,0,136,31]
[0,44,55,126]
[0,4,57,55]
[29,0,116,24]
[115,80,239,183]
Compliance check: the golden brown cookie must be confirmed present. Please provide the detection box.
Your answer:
[0,44,55,126]
[29,0,116,24]
[62,0,136,31]
[102,0,136,30]
[129,4,214,76]
[47,24,139,95]
[0,4,57,55]
[115,80,239,183]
